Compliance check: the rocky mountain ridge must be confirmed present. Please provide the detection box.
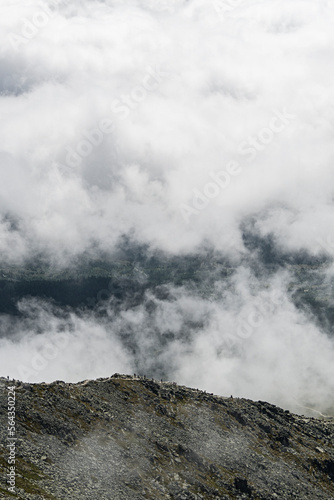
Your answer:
[0,374,333,499]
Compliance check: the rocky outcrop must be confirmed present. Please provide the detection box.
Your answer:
[0,374,333,499]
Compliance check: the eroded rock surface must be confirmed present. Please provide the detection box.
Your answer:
[0,374,333,499]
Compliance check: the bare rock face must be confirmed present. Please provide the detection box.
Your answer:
[0,374,334,499]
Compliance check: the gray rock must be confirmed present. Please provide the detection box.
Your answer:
[0,374,333,499]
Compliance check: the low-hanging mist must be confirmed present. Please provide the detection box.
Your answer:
[1,260,334,416]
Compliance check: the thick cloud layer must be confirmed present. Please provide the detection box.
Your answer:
[1,0,334,261]
[1,0,334,414]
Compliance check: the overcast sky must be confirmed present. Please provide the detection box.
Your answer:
[1,0,334,415]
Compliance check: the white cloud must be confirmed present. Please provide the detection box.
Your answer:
[1,0,334,413]
[1,0,333,259]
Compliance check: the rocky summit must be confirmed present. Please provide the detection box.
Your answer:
[0,375,334,500]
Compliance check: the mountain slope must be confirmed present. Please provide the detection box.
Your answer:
[0,374,333,499]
